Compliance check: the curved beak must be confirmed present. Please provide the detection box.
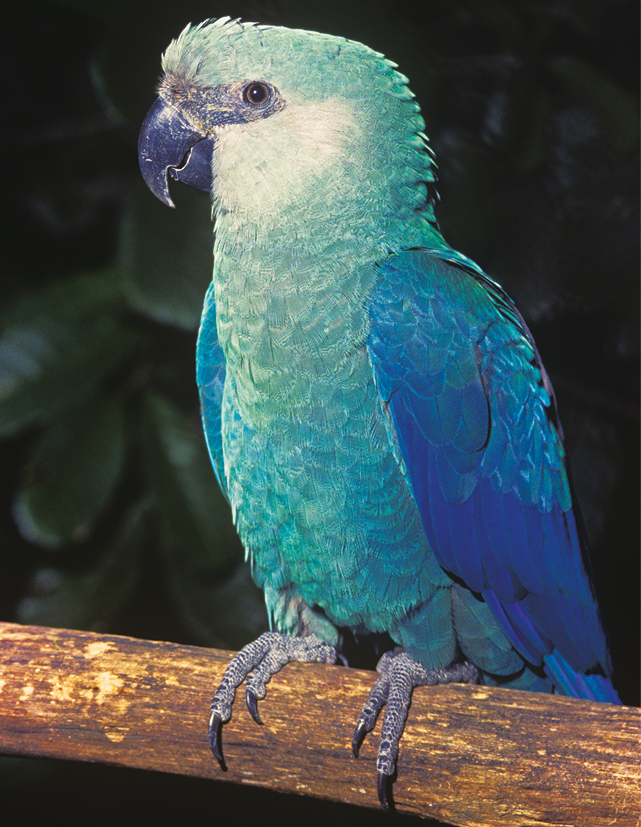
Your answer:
[138,97,215,207]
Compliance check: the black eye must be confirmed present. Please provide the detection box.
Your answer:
[243,82,270,106]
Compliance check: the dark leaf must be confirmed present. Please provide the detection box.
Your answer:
[140,392,254,642]
[120,184,213,331]
[13,397,128,549]
[173,561,267,650]
[0,271,139,438]
[17,504,145,630]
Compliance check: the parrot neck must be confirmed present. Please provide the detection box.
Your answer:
[209,204,439,428]
[207,97,446,424]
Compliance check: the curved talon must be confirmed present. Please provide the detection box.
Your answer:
[377,771,394,810]
[246,688,263,725]
[208,712,226,768]
[352,720,368,757]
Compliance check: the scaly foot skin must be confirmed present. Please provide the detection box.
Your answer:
[352,648,479,809]
[208,632,337,766]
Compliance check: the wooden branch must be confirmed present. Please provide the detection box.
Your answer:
[0,622,638,825]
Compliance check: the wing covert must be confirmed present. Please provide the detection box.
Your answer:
[367,248,616,700]
[196,282,228,499]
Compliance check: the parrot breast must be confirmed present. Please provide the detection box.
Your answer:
[220,329,450,638]
[210,233,450,647]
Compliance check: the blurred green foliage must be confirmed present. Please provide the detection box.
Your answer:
[1,0,637,708]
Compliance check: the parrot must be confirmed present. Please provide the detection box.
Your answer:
[138,16,620,808]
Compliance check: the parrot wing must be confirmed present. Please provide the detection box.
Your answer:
[367,247,619,703]
[196,282,228,500]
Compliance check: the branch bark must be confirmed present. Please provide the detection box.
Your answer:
[0,621,638,826]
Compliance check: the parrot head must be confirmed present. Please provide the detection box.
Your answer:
[138,16,435,223]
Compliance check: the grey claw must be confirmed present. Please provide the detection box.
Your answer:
[246,688,263,725]
[377,771,394,810]
[352,720,367,757]
[208,712,226,768]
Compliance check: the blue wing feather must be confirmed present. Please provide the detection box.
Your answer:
[367,248,619,702]
[196,282,228,499]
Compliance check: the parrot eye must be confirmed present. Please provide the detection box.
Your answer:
[243,82,271,106]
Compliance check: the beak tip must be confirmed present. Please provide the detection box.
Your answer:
[142,171,176,209]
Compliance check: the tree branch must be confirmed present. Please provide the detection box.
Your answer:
[0,622,638,825]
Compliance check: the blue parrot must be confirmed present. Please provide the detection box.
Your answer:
[138,17,620,808]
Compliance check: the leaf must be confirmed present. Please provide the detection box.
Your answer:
[184,563,268,650]
[16,504,145,630]
[13,397,128,549]
[140,391,252,641]
[0,271,139,438]
[1,269,125,328]
[120,182,213,331]
[140,392,234,563]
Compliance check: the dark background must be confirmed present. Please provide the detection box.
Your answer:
[1,1,638,824]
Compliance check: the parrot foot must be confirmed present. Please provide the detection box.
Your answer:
[352,648,478,809]
[208,632,337,766]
